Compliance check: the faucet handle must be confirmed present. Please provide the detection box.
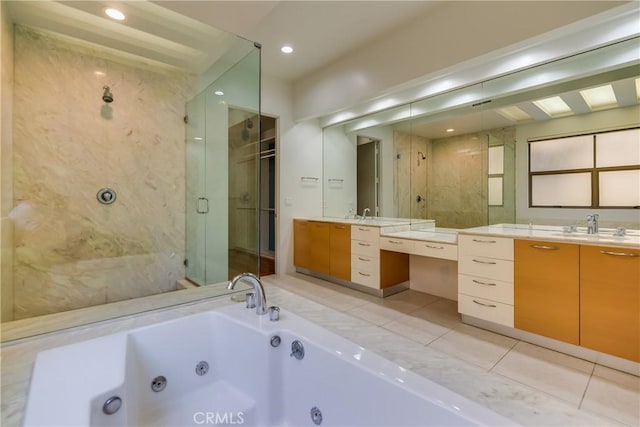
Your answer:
[246,293,256,309]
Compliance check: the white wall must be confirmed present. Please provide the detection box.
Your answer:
[516,105,640,228]
[262,75,323,274]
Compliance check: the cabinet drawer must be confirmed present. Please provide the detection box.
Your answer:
[458,274,514,305]
[412,241,458,261]
[352,269,379,288]
[351,239,379,258]
[351,254,379,273]
[459,254,513,282]
[458,235,513,260]
[458,294,514,327]
[380,237,412,253]
[352,225,379,242]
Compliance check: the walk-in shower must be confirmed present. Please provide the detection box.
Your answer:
[0,1,261,335]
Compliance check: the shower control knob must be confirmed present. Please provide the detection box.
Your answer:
[97,188,117,205]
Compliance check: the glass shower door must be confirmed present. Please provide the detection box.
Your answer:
[185,91,207,286]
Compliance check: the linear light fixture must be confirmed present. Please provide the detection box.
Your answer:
[532,96,572,117]
[496,106,532,122]
[636,78,640,101]
[580,84,617,110]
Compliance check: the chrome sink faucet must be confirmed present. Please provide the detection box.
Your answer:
[586,213,599,234]
[227,272,267,315]
[362,207,371,220]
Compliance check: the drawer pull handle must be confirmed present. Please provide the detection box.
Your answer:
[530,244,559,250]
[472,239,497,244]
[358,272,371,277]
[472,258,497,265]
[424,244,444,250]
[334,226,346,230]
[472,279,496,287]
[358,243,371,247]
[358,228,370,232]
[600,250,640,257]
[388,240,402,244]
[472,299,497,308]
[358,257,370,262]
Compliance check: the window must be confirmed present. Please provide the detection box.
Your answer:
[529,128,640,208]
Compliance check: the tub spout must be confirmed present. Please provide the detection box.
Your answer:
[228,272,268,315]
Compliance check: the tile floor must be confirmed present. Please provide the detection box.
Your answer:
[267,273,640,427]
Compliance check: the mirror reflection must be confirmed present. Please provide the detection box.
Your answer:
[323,41,639,229]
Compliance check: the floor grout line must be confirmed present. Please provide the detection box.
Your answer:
[577,362,597,410]
[488,338,521,373]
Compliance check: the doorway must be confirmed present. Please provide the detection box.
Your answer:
[356,136,380,216]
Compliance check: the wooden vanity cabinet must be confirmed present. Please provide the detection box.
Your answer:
[330,223,351,281]
[514,240,580,345]
[293,220,311,270]
[294,220,330,274]
[580,245,640,362]
[294,220,351,279]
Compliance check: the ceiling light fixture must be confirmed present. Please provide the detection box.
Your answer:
[104,8,125,21]
[580,85,617,110]
[496,106,532,122]
[281,45,293,54]
[532,96,572,117]
[214,90,224,96]
[446,128,455,133]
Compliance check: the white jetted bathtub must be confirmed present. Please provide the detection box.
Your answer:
[24,302,515,426]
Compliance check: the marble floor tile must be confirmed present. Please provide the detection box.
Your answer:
[492,341,594,406]
[382,312,453,345]
[429,323,518,370]
[347,301,407,326]
[405,298,462,329]
[374,289,441,313]
[581,364,640,426]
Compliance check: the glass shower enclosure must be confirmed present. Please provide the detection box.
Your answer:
[185,47,261,286]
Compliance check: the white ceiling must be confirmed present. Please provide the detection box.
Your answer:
[156,1,442,81]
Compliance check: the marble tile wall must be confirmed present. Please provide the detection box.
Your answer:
[428,132,488,228]
[1,2,14,321]
[394,131,428,219]
[10,26,195,320]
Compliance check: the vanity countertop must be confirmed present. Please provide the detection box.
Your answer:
[380,228,458,245]
[296,217,435,229]
[459,224,640,249]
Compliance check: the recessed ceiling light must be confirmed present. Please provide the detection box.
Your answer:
[104,8,125,21]
[532,96,572,117]
[580,85,617,110]
[446,128,455,133]
[281,45,293,54]
[496,106,532,122]
[214,90,224,96]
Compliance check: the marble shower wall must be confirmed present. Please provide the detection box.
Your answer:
[11,26,195,320]
[394,131,428,219]
[428,132,488,228]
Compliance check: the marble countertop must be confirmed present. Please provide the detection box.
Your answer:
[380,228,459,244]
[459,224,640,249]
[297,216,435,228]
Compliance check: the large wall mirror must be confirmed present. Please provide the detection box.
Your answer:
[322,38,640,229]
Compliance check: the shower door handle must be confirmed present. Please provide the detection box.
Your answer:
[197,197,209,214]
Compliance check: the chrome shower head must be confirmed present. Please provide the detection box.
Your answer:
[102,86,113,103]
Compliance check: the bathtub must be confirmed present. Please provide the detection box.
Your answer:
[24,303,515,426]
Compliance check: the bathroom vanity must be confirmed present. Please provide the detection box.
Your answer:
[293,218,455,296]
[458,224,640,367]
[294,219,640,371]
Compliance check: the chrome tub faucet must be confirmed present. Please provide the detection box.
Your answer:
[228,272,268,315]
